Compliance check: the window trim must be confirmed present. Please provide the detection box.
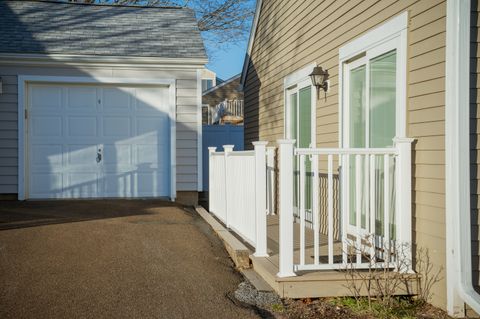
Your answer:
[338,12,408,148]
[283,63,317,148]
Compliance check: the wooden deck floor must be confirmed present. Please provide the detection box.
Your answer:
[250,215,417,298]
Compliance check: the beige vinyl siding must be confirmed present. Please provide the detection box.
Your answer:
[0,64,200,194]
[244,0,448,309]
[471,0,480,293]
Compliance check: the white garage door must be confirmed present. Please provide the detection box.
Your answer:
[27,83,171,199]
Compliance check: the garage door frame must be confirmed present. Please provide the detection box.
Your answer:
[17,75,177,201]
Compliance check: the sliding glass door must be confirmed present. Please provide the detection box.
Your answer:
[344,49,397,239]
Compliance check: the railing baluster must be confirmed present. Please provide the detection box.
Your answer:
[312,154,320,265]
[355,154,362,265]
[369,154,376,262]
[328,154,334,265]
[342,154,348,265]
[384,154,390,263]
[300,154,306,266]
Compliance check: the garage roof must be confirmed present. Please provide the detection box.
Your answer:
[0,0,207,59]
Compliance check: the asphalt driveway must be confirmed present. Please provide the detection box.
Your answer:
[0,200,260,319]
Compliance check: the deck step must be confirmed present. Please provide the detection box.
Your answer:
[251,255,418,299]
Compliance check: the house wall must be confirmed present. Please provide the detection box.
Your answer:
[244,0,448,309]
[471,0,480,294]
[202,77,243,108]
[0,64,201,196]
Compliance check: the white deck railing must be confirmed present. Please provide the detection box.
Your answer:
[208,138,413,276]
[277,138,413,276]
[206,99,244,125]
[208,143,270,255]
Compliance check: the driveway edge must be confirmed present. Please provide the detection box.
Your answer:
[195,205,251,269]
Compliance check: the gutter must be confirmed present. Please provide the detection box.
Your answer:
[445,0,480,316]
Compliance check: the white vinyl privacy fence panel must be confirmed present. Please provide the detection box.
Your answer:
[208,142,269,255]
[226,151,256,245]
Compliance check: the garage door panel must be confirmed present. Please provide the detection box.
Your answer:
[68,117,97,137]
[103,174,132,197]
[27,83,171,199]
[65,172,99,198]
[103,144,132,166]
[136,117,168,135]
[103,117,131,138]
[66,86,97,110]
[30,173,63,198]
[137,172,168,196]
[30,86,62,110]
[67,144,98,166]
[30,145,63,167]
[135,87,169,113]
[32,116,62,137]
[102,87,132,111]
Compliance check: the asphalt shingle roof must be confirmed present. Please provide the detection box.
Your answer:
[0,0,207,59]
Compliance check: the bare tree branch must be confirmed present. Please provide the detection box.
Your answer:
[67,0,255,48]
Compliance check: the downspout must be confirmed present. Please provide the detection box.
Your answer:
[445,0,480,316]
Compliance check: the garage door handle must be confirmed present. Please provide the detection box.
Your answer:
[96,150,102,163]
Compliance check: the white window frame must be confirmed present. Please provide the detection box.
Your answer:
[339,12,408,238]
[283,63,317,147]
[339,12,408,148]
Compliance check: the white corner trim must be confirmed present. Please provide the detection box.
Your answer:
[445,0,480,317]
[284,63,316,89]
[197,69,203,192]
[339,11,408,61]
[240,0,263,88]
[17,77,26,201]
[17,75,178,201]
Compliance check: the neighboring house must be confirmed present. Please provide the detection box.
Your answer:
[0,0,208,204]
[211,0,480,317]
[201,74,244,192]
[201,68,217,92]
[202,74,244,125]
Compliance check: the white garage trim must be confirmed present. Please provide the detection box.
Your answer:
[17,75,177,201]
[196,69,203,192]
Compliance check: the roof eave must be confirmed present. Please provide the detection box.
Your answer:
[0,53,208,68]
[239,0,263,90]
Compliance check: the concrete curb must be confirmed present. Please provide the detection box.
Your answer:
[195,205,251,269]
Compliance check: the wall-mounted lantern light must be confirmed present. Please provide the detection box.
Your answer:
[309,66,329,96]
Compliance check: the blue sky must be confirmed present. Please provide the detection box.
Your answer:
[206,41,248,81]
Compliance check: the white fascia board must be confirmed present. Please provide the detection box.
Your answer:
[239,0,263,89]
[0,53,208,69]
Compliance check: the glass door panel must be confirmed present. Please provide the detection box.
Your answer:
[299,86,312,211]
[369,50,397,239]
[348,64,367,230]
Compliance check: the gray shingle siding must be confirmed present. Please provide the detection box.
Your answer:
[0,0,207,59]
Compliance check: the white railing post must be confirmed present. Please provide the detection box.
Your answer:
[393,137,414,271]
[266,146,276,215]
[277,139,296,277]
[223,145,234,228]
[253,141,269,257]
[208,147,217,212]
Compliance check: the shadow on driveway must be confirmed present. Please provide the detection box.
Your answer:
[0,200,261,319]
